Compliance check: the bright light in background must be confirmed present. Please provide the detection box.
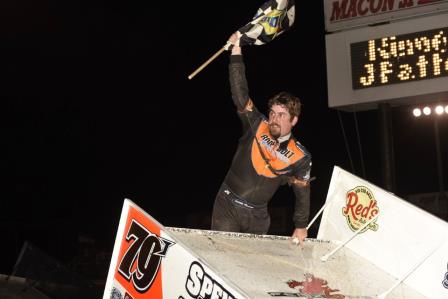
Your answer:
[413,108,422,117]
[435,105,444,115]
[411,103,448,116]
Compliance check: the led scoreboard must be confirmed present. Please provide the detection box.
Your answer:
[351,27,448,89]
[326,13,448,111]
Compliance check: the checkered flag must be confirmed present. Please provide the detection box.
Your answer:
[236,0,295,46]
[188,0,295,80]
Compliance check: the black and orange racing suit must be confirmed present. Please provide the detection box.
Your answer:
[211,54,312,235]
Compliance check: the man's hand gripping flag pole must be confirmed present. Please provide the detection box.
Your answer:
[188,0,295,80]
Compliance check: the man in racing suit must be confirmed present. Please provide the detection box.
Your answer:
[211,33,312,245]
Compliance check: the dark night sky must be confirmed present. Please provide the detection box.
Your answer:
[3,0,447,276]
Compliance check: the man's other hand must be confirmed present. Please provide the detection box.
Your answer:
[291,228,307,247]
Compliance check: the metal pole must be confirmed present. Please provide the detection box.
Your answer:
[379,103,396,192]
[434,117,445,195]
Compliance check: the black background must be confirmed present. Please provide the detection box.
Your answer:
[3,0,447,280]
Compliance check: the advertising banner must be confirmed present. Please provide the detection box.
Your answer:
[318,166,448,298]
[103,199,246,299]
[324,0,448,32]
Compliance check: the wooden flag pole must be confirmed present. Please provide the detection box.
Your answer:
[188,42,232,80]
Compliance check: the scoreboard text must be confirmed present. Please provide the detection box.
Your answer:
[351,27,448,89]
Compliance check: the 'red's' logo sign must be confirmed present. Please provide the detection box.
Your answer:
[342,186,379,233]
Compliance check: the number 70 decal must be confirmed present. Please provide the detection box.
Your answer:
[118,219,174,293]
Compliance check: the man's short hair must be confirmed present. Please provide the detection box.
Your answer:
[268,92,302,120]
